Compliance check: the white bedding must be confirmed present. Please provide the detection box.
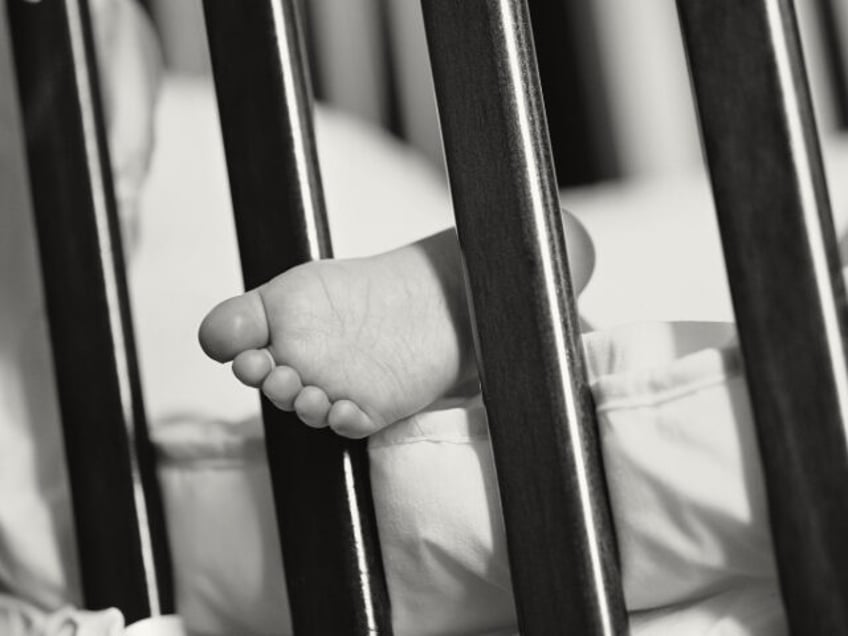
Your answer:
[152,320,788,636]
[5,74,848,634]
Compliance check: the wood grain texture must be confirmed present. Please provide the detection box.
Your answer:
[421,1,627,634]
[678,0,848,632]
[6,0,173,622]
[202,1,391,633]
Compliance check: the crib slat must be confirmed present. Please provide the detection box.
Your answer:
[6,0,174,623]
[422,2,627,634]
[677,1,848,632]
[815,0,848,128]
[202,2,391,633]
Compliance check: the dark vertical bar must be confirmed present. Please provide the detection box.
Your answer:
[422,2,626,634]
[376,0,404,139]
[677,1,848,633]
[528,0,619,185]
[294,0,325,103]
[6,0,173,623]
[815,0,848,128]
[202,2,392,633]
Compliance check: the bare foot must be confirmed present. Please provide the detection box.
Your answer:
[199,230,475,437]
[199,215,593,438]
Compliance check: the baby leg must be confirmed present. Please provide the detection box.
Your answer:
[199,211,594,437]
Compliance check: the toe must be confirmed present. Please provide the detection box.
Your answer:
[199,290,270,362]
[232,349,275,387]
[327,400,381,439]
[262,365,303,411]
[294,386,331,428]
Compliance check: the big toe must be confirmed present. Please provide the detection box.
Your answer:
[327,400,384,439]
[199,290,270,362]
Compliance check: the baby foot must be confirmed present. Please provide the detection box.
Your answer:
[198,230,476,438]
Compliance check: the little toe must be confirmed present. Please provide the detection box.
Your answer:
[327,400,382,439]
[262,365,303,411]
[232,349,276,387]
[294,386,332,428]
[199,290,270,362]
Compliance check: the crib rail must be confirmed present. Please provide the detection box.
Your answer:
[202,1,392,632]
[421,1,627,633]
[5,0,174,623]
[678,0,848,632]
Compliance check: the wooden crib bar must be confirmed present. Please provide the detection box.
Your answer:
[421,1,627,633]
[202,1,392,632]
[5,0,174,623]
[677,0,848,632]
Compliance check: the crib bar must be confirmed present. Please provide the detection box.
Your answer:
[677,1,848,632]
[815,0,848,127]
[202,2,392,633]
[6,0,174,623]
[422,2,627,634]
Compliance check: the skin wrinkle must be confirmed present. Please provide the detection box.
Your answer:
[314,267,346,333]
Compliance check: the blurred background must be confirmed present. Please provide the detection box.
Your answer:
[143,0,848,187]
